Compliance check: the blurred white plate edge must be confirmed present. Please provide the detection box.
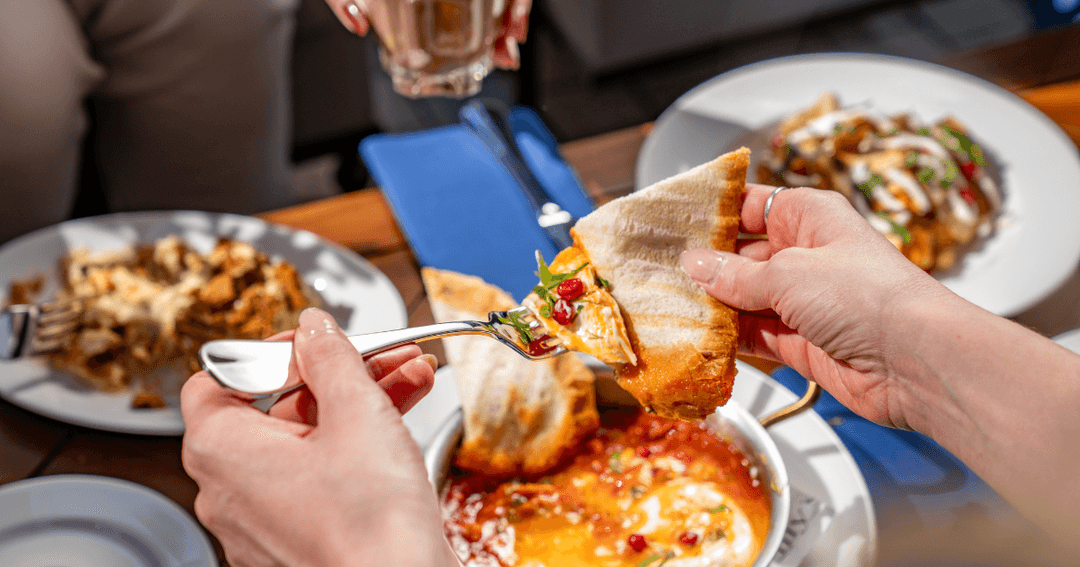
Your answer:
[0,474,216,567]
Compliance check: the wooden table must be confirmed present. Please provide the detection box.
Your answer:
[3,25,1080,566]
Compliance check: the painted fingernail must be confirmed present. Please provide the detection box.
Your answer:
[295,308,341,343]
[418,354,439,372]
[504,37,520,68]
[344,2,368,35]
[679,248,724,285]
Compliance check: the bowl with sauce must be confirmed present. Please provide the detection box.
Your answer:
[425,377,817,567]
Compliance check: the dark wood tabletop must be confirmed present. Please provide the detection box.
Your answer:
[3,25,1079,566]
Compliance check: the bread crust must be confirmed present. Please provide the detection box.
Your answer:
[571,148,749,420]
[421,268,599,477]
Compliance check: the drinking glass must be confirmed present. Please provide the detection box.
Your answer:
[362,0,508,98]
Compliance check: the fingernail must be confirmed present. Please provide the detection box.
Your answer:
[295,308,341,343]
[679,248,725,285]
[418,354,439,372]
[513,1,529,22]
[504,37,520,68]
[344,2,368,35]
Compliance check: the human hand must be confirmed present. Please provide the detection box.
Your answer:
[181,308,456,567]
[679,184,953,429]
[326,0,532,70]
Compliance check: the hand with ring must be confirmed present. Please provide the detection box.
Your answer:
[326,0,532,70]
[678,183,946,429]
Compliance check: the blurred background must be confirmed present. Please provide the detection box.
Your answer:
[74,0,1080,213]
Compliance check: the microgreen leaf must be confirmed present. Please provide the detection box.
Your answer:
[857,173,886,200]
[596,275,610,289]
[638,556,661,567]
[706,504,729,513]
[876,212,912,244]
[941,124,985,166]
[942,160,959,188]
[497,310,533,344]
[917,167,935,184]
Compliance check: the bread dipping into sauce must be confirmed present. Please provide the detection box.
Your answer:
[440,408,772,567]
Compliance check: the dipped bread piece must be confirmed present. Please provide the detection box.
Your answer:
[571,148,749,421]
[521,247,636,366]
[422,268,599,477]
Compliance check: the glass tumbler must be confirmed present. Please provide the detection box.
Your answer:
[363,0,508,98]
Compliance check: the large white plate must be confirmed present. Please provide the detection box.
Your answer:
[0,211,408,435]
[0,474,216,567]
[404,360,877,567]
[636,53,1080,317]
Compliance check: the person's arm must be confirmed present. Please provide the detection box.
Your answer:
[892,291,1080,546]
[181,308,459,567]
[680,184,1080,550]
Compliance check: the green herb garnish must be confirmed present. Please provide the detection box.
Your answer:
[533,251,589,317]
[706,504,729,513]
[917,167,935,184]
[942,160,959,188]
[857,173,886,200]
[941,124,985,166]
[638,551,675,567]
[609,450,623,473]
[905,152,920,167]
[876,212,911,244]
[596,275,610,289]
[497,309,534,344]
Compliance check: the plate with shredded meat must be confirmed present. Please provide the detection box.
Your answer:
[636,53,1080,317]
[0,211,407,435]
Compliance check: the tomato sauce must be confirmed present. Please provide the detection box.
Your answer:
[441,408,773,566]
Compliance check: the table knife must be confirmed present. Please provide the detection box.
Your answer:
[459,99,576,250]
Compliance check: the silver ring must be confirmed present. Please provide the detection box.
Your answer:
[763,186,791,225]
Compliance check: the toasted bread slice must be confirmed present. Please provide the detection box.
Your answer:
[570,148,749,420]
[422,268,599,477]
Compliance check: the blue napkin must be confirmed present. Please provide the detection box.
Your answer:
[360,106,595,302]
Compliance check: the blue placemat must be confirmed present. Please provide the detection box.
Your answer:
[360,106,595,301]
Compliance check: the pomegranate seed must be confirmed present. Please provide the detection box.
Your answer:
[678,531,699,546]
[627,534,648,552]
[526,335,556,356]
[636,446,651,458]
[792,164,808,175]
[959,187,977,206]
[556,278,584,300]
[960,162,978,182]
[552,299,576,325]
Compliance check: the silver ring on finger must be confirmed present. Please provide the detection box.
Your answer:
[763,186,792,225]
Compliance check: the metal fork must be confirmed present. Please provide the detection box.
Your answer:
[198,306,566,399]
[1,301,82,360]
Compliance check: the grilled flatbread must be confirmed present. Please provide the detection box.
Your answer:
[570,148,749,420]
[422,268,599,477]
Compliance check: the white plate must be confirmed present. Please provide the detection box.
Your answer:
[404,360,878,567]
[0,474,216,567]
[636,53,1080,317]
[0,211,408,435]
